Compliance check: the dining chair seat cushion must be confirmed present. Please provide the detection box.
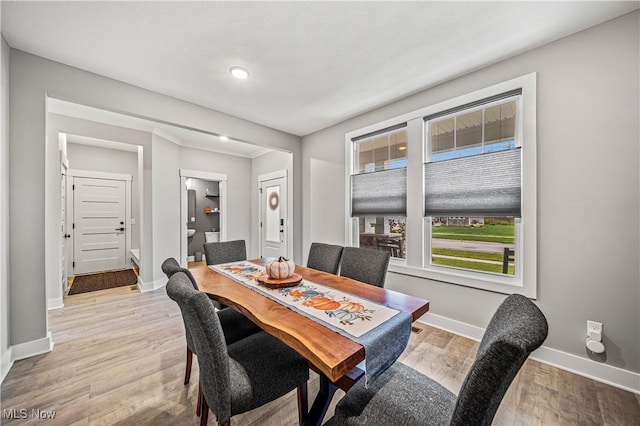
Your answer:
[226,331,310,416]
[217,307,262,346]
[306,242,344,275]
[329,362,455,426]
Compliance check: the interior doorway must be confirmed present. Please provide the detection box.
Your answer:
[259,170,289,259]
[180,169,228,266]
[68,170,132,276]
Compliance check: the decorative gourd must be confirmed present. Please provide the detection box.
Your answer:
[339,301,365,313]
[266,256,296,279]
[303,296,341,311]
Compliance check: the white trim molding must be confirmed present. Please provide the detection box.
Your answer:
[47,297,64,310]
[419,313,640,395]
[137,276,166,293]
[1,347,14,384]
[11,332,54,362]
[67,168,132,182]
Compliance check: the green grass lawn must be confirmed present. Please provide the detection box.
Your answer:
[432,248,504,262]
[431,247,515,275]
[432,256,515,275]
[432,224,515,244]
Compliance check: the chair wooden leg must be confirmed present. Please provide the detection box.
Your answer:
[200,396,209,426]
[185,347,193,385]
[196,383,202,416]
[297,382,308,426]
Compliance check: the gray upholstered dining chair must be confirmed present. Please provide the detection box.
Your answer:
[328,294,548,426]
[339,246,391,287]
[203,240,247,310]
[161,258,261,386]
[306,242,344,275]
[166,271,310,426]
[203,240,247,266]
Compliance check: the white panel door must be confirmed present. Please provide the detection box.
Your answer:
[260,176,287,259]
[73,177,126,274]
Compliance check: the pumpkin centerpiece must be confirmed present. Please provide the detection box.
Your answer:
[265,256,296,280]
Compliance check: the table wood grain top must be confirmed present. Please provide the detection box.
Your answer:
[189,259,429,384]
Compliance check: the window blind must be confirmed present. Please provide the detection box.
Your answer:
[424,148,521,217]
[351,123,407,142]
[423,89,522,122]
[352,168,407,216]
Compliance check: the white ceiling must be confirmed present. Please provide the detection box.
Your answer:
[2,1,638,137]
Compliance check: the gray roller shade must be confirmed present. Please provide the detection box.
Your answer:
[352,168,407,216]
[424,148,521,217]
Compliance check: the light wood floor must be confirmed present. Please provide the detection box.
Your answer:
[2,285,639,425]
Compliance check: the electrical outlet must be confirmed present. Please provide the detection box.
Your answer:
[587,320,603,335]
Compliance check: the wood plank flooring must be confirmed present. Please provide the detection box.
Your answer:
[2,284,639,425]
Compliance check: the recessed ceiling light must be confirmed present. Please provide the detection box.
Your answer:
[219,135,229,141]
[229,66,250,80]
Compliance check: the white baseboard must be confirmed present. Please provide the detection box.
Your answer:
[137,276,166,293]
[419,313,640,395]
[530,346,640,395]
[47,297,64,310]
[1,347,14,384]
[10,332,54,362]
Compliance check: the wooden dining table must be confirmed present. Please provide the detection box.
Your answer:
[190,258,430,425]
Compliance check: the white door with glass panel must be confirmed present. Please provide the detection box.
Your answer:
[260,176,288,259]
[73,177,127,274]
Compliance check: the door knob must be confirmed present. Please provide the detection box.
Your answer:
[116,227,125,231]
[64,234,71,239]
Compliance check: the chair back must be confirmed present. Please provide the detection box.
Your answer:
[450,294,548,426]
[306,242,343,274]
[204,240,247,265]
[339,247,390,287]
[161,257,198,289]
[166,272,232,421]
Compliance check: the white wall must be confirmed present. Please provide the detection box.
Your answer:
[251,150,293,260]
[179,146,253,252]
[302,11,640,383]
[1,35,12,381]
[6,48,300,357]
[66,142,140,250]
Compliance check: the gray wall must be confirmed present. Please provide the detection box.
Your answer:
[1,35,11,378]
[302,12,640,373]
[251,150,293,259]
[151,133,181,285]
[7,48,301,351]
[66,142,140,251]
[46,113,153,287]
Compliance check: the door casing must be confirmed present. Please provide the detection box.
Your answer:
[67,169,132,275]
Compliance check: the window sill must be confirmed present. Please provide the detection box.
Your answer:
[388,262,534,298]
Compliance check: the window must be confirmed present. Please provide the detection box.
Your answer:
[425,94,521,278]
[351,125,407,259]
[346,74,536,297]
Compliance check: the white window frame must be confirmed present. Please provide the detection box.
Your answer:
[345,73,537,298]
